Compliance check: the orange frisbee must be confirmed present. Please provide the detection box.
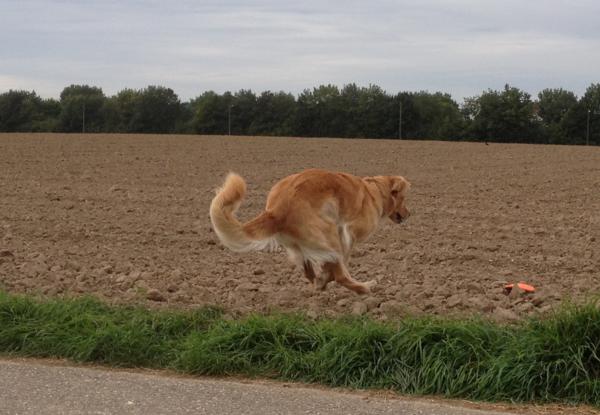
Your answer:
[504,282,535,293]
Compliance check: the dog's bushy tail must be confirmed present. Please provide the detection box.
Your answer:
[209,172,278,252]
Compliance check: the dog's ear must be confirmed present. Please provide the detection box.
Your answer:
[389,176,410,201]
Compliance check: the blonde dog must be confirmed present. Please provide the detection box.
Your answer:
[209,169,410,294]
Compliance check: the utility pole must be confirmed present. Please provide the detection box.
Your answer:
[82,103,86,134]
[228,104,232,136]
[398,99,402,139]
[587,109,591,146]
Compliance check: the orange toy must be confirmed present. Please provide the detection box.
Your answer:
[504,282,535,293]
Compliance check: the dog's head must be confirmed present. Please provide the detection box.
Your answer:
[382,176,411,224]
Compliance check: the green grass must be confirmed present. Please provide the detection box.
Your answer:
[1,291,599,406]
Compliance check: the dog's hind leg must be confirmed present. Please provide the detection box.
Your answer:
[288,218,349,292]
[313,267,333,291]
[303,262,316,284]
[286,247,314,285]
[323,261,375,295]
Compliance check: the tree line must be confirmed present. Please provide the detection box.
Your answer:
[1,83,599,145]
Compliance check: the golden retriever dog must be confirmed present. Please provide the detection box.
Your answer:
[209,169,410,294]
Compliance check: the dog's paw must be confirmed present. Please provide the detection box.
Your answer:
[314,276,329,291]
[355,280,377,295]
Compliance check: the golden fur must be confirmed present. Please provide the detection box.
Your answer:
[209,169,410,294]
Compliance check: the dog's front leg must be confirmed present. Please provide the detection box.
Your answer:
[323,261,376,295]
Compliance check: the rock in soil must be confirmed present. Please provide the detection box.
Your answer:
[351,302,368,316]
[446,294,463,308]
[531,297,545,307]
[236,282,259,291]
[493,307,519,322]
[379,300,404,315]
[146,289,166,302]
[364,296,381,311]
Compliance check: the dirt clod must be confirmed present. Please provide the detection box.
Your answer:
[493,307,519,322]
[146,289,166,302]
[364,296,381,311]
[351,302,368,316]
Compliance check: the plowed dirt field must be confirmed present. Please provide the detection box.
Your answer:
[1,134,599,320]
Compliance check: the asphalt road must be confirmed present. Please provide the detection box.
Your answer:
[0,359,514,415]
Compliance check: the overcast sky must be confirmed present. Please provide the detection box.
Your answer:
[1,0,599,102]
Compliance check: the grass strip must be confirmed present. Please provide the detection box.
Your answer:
[1,291,599,406]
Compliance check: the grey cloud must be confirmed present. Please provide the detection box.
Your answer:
[0,0,598,101]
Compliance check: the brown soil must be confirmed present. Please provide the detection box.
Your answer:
[1,133,599,321]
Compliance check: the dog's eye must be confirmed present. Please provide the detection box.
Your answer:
[391,190,399,197]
